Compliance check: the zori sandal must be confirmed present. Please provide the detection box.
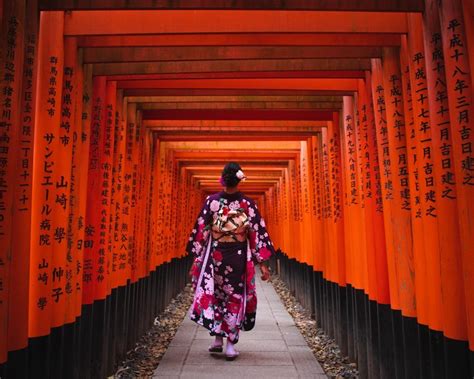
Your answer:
[225,351,240,361]
[208,344,223,353]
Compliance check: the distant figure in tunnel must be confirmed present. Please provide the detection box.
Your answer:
[186,162,275,360]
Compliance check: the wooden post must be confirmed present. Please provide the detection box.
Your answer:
[125,103,137,281]
[356,81,378,301]
[105,81,117,291]
[83,76,106,305]
[321,129,333,282]
[439,0,474,353]
[407,13,444,333]
[381,48,416,319]
[299,141,313,267]
[309,135,325,274]
[50,36,76,329]
[28,10,64,339]
[6,0,32,357]
[363,73,390,305]
[423,0,468,343]
[461,0,474,87]
[327,113,346,288]
[398,35,429,330]
[111,89,128,287]
[341,96,358,289]
[75,63,92,316]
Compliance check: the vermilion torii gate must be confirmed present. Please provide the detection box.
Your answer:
[0,1,473,378]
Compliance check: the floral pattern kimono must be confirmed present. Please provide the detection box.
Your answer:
[186,190,275,344]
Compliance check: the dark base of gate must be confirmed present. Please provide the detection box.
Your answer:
[0,255,192,379]
[276,251,474,379]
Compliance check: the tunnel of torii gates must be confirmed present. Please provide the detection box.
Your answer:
[0,0,474,378]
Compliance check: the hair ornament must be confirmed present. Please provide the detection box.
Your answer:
[236,170,247,181]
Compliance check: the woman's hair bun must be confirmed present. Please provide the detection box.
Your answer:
[221,162,242,187]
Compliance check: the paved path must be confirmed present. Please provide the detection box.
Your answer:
[153,276,327,378]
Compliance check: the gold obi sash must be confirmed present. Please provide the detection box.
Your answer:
[211,208,250,243]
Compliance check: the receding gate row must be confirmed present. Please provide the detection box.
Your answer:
[0,1,473,379]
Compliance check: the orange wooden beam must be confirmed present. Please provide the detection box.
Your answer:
[116,78,359,91]
[94,59,372,76]
[142,109,333,121]
[41,0,424,12]
[143,119,326,129]
[127,95,342,103]
[164,139,301,150]
[173,151,299,160]
[154,133,316,142]
[137,101,341,110]
[107,71,366,81]
[123,89,355,97]
[63,10,408,35]
[83,46,382,63]
[77,33,402,48]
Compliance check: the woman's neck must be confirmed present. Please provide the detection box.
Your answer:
[224,187,239,194]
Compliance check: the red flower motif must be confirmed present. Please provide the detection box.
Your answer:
[221,321,230,333]
[199,293,214,309]
[193,299,201,312]
[223,207,229,216]
[246,295,257,313]
[246,261,255,279]
[191,262,201,277]
[240,201,249,211]
[196,224,205,242]
[228,301,241,314]
[259,247,272,260]
[248,230,257,249]
[213,250,223,262]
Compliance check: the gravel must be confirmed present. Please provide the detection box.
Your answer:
[114,284,194,378]
[113,275,358,379]
[270,275,359,379]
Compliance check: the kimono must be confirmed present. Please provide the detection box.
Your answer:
[186,190,275,344]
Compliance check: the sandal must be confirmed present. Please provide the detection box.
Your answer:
[208,343,223,353]
[225,351,240,361]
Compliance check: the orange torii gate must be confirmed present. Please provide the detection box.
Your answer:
[0,1,473,379]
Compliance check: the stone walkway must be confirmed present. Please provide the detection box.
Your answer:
[153,276,327,378]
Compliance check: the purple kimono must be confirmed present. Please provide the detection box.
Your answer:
[186,190,275,344]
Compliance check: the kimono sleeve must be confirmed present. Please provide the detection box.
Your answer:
[247,200,276,264]
[185,196,213,257]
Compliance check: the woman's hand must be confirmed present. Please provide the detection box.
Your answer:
[259,263,270,281]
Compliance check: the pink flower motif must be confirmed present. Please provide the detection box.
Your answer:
[210,200,220,212]
[248,207,256,218]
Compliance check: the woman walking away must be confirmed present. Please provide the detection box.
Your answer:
[186,162,275,360]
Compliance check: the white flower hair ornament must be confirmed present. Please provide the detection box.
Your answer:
[236,170,247,181]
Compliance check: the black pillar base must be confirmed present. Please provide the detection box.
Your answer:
[275,251,474,379]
